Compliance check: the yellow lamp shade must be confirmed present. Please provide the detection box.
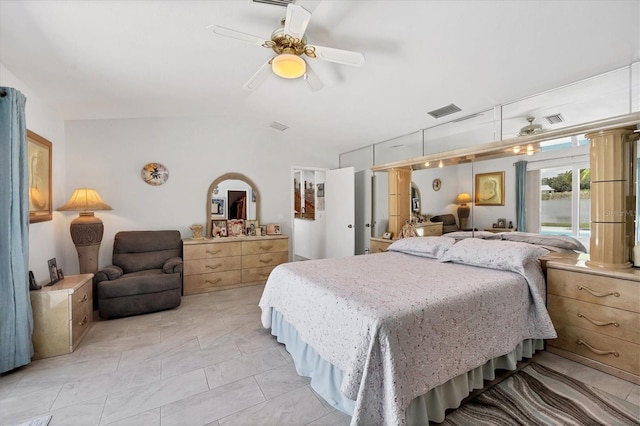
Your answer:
[57,188,112,212]
[455,192,472,205]
[272,54,306,79]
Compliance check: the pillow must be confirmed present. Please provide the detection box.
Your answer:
[387,236,456,259]
[440,238,549,275]
[444,231,501,240]
[497,232,587,253]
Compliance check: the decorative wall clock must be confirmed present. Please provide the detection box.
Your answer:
[432,178,442,191]
[141,162,169,186]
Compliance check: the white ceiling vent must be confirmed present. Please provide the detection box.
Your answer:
[251,0,295,7]
[544,113,564,124]
[428,104,462,119]
[270,121,289,131]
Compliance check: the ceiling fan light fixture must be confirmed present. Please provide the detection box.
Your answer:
[518,116,543,137]
[272,53,305,79]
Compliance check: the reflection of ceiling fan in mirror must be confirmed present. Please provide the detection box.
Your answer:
[209,4,365,91]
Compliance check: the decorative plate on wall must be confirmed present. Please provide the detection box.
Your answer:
[141,162,169,186]
[432,178,442,191]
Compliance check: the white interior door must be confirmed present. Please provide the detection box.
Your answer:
[325,166,355,258]
[354,169,372,255]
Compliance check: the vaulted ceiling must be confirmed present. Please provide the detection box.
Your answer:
[1,0,638,154]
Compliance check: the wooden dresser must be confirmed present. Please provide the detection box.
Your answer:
[546,254,640,384]
[30,274,93,359]
[370,223,443,253]
[183,235,289,295]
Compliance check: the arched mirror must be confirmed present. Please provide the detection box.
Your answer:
[411,182,421,216]
[206,173,260,238]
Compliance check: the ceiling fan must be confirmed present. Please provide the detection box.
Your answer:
[209,4,365,91]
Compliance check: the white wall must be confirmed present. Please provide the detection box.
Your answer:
[64,117,337,273]
[1,63,68,285]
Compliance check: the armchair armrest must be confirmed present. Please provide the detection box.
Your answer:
[94,265,124,284]
[162,257,183,274]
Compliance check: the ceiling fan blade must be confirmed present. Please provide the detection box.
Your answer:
[304,62,324,91]
[243,60,272,91]
[208,25,266,46]
[309,45,365,67]
[283,4,311,39]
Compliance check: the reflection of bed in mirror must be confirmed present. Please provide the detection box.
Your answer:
[259,234,585,424]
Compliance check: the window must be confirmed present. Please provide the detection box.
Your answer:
[540,164,590,238]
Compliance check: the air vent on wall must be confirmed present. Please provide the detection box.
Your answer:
[251,0,295,7]
[544,113,564,124]
[428,104,462,119]
[270,121,289,131]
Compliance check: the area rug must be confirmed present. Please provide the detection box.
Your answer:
[441,362,639,425]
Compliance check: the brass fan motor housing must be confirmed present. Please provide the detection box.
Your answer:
[263,29,316,58]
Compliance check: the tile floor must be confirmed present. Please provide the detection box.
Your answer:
[1,284,638,426]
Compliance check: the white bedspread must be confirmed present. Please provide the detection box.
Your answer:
[259,252,556,425]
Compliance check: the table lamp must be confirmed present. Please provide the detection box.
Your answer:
[455,192,472,230]
[57,188,112,274]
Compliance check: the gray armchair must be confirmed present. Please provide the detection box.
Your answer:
[94,230,182,319]
[430,214,460,234]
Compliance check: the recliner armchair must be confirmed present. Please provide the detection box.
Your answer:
[94,230,182,319]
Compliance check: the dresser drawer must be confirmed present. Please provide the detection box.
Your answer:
[242,266,276,283]
[550,322,639,375]
[242,238,288,255]
[70,278,92,349]
[547,269,639,312]
[184,241,241,260]
[184,256,241,276]
[183,270,242,295]
[418,224,442,237]
[242,252,288,269]
[548,295,639,344]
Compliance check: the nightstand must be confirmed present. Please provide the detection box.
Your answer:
[30,274,94,359]
[484,228,516,233]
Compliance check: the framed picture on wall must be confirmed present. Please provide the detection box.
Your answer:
[475,171,505,206]
[27,130,53,223]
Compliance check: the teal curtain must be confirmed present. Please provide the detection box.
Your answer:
[515,160,527,232]
[0,87,33,373]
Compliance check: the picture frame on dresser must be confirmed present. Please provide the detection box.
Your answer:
[211,219,227,238]
[227,219,245,237]
[47,258,59,286]
[266,223,281,235]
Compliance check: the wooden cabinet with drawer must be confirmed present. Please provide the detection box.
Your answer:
[30,274,94,359]
[183,235,289,295]
[370,237,392,253]
[546,258,640,384]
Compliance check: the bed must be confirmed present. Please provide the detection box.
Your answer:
[259,235,583,425]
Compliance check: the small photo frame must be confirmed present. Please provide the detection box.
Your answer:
[211,219,227,237]
[260,225,267,236]
[227,219,245,237]
[317,183,325,198]
[245,220,258,236]
[47,258,59,285]
[57,268,64,280]
[266,223,282,235]
[382,232,392,240]
[497,218,507,228]
[211,197,226,219]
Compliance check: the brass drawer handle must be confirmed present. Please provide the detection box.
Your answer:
[259,258,273,264]
[259,243,273,251]
[206,249,222,255]
[205,263,222,270]
[577,312,619,327]
[77,294,88,303]
[577,285,620,298]
[205,278,222,285]
[78,316,88,327]
[577,339,619,357]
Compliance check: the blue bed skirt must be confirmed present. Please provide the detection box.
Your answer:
[270,309,544,424]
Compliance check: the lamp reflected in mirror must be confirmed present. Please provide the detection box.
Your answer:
[455,192,472,230]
